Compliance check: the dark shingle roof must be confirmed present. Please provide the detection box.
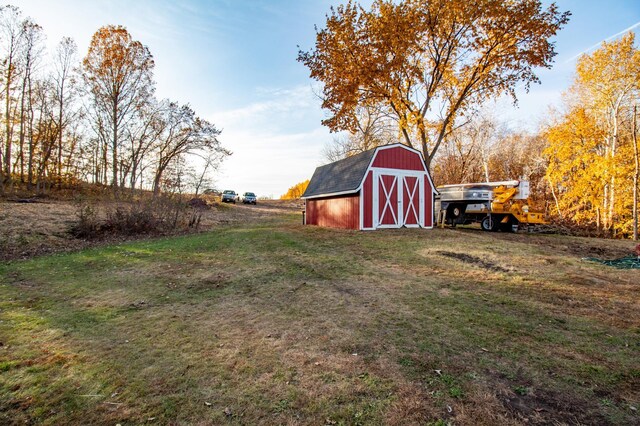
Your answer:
[302,149,376,198]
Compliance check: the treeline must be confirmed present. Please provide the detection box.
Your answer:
[0,5,229,197]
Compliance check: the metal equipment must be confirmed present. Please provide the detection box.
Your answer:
[435,180,546,232]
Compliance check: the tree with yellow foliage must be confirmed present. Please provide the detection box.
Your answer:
[298,0,569,170]
[545,108,608,225]
[281,180,310,200]
[545,33,640,236]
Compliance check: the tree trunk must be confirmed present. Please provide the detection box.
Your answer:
[152,168,163,197]
[153,161,169,197]
[102,139,108,185]
[633,105,638,241]
[603,182,608,230]
[4,52,15,185]
[27,100,36,189]
[26,66,36,189]
[130,162,138,194]
[609,108,618,236]
[0,143,3,193]
[57,80,65,188]
[112,101,119,195]
[18,71,27,183]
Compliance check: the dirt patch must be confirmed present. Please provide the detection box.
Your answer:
[478,370,615,425]
[457,227,635,260]
[565,242,633,259]
[330,282,359,297]
[537,237,630,260]
[186,273,230,292]
[500,386,611,425]
[436,250,510,273]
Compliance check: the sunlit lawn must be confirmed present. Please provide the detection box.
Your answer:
[1,212,638,425]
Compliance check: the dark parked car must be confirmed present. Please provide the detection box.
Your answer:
[242,192,257,204]
[221,190,237,203]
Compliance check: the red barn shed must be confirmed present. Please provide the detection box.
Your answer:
[302,144,436,230]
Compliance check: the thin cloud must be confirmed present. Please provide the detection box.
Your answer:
[212,85,316,127]
[564,20,640,63]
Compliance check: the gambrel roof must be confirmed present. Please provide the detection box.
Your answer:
[302,149,376,199]
[302,143,438,200]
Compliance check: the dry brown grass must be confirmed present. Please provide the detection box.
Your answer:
[0,205,638,425]
[0,198,302,260]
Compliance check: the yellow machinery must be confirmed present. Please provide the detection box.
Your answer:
[435,180,547,232]
[490,184,546,227]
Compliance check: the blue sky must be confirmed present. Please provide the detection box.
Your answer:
[13,0,640,197]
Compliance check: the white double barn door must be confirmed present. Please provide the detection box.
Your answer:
[373,170,424,228]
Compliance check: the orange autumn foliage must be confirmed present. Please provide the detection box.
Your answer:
[299,0,569,170]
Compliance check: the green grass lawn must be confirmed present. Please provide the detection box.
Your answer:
[1,213,638,425]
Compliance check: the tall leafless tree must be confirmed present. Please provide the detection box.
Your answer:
[0,5,25,188]
[82,25,155,194]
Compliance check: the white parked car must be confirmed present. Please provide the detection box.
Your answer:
[221,190,237,203]
[242,192,257,204]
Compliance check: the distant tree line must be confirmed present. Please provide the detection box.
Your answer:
[0,5,230,197]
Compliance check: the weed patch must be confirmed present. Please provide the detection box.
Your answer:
[435,250,510,272]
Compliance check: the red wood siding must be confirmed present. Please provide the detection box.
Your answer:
[306,194,360,229]
[363,171,373,229]
[424,175,433,227]
[372,146,425,171]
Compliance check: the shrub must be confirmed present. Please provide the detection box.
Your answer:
[69,195,204,239]
[69,202,100,238]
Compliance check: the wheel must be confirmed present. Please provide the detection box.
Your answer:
[447,205,464,226]
[448,205,464,218]
[481,215,498,232]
